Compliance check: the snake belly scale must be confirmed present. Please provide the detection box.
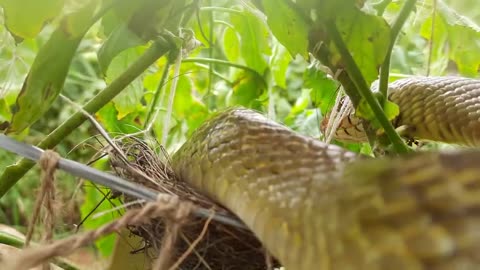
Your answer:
[171,77,480,270]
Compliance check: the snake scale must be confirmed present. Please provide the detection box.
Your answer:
[171,76,480,270]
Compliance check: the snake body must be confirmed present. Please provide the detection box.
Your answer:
[171,77,480,269]
[333,77,480,145]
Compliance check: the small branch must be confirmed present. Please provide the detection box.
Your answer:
[326,20,410,153]
[379,0,417,98]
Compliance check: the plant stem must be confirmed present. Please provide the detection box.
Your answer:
[208,0,215,109]
[0,232,80,270]
[379,0,417,98]
[0,38,173,198]
[326,20,410,153]
[183,58,263,78]
[144,60,171,127]
[200,6,244,15]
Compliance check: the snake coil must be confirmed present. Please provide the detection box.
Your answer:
[172,77,480,270]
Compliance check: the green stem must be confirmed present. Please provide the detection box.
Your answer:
[326,20,409,153]
[373,0,392,16]
[193,63,233,84]
[0,38,173,198]
[0,232,80,270]
[200,6,243,15]
[379,0,417,98]
[183,58,262,77]
[208,0,215,109]
[144,60,171,127]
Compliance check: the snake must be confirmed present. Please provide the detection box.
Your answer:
[327,76,480,145]
[171,76,480,270]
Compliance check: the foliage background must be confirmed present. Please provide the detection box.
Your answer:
[0,0,479,265]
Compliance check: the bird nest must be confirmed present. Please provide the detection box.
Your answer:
[108,137,279,270]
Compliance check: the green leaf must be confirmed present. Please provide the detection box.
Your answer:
[284,89,311,126]
[356,96,399,129]
[222,26,240,62]
[447,26,480,76]
[230,71,266,107]
[262,0,309,58]
[332,7,391,85]
[0,0,64,40]
[420,14,449,75]
[230,10,270,74]
[106,47,145,119]
[96,103,141,134]
[98,23,146,75]
[98,0,187,74]
[173,77,208,132]
[7,1,99,134]
[269,43,292,88]
[304,66,339,113]
[438,1,480,76]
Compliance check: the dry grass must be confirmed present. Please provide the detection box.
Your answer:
[109,137,279,270]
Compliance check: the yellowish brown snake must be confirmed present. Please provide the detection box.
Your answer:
[327,76,480,145]
[171,76,480,269]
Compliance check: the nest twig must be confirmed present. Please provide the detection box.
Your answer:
[108,137,279,270]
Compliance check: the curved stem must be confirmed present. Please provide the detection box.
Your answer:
[183,57,263,77]
[200,6,244,15]
[326,20,410,153]
[379,0,417,98]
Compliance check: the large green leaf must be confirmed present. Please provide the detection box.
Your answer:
[222,26,241,62]
[420,14,449,75]
[98,23,146,75]
[439,1,480,76]
[419,1,480,76]
[262,0,309,58]
[0,0,64,40]
[332,7,391,85]
[96,103,141,134]
[269,43,292,88]
[107,47,145,119]
[230,10,270,74]
[6,1,99,134]
[173,76,208,133]
[98,0,186,74]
